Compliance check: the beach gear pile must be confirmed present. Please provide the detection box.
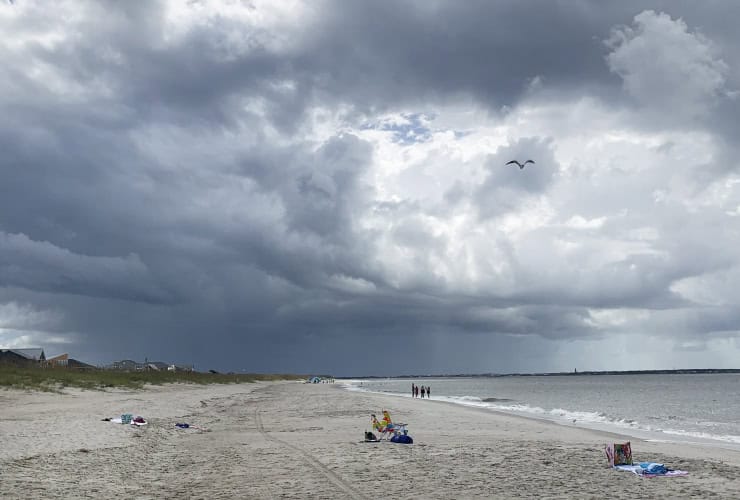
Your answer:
[605,441,688,477]
[102,413,148,426]
[366,410,413,444]
[102,414,212,432]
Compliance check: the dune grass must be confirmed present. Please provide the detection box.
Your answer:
[0,364,305,392]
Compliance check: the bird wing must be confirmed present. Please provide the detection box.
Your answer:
[505,160,520,166]
[525,160,535,165]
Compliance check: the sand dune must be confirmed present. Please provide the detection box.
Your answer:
[2,382,740,499]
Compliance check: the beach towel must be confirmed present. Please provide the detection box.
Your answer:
[605,442,632,467]
[644,470,688,478]
[614,463,688,477]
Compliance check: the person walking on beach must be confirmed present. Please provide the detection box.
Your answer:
[426,385,430,398]
[421,386,425,398]
[411,383,416,398]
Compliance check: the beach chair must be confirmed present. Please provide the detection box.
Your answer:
[605,442,633,467]
[371,410,408,441]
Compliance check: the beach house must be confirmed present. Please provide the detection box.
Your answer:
[0,348,46,365]
[43,353,96,369]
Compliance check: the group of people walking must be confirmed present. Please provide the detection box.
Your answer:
[411,383,430,398]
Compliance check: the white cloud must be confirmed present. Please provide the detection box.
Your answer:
[564,215,606,229]
[0,301,62,331]
[606,10,729,121]
[0,301,69,350]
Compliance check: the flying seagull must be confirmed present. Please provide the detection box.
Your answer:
[506,160,535,169]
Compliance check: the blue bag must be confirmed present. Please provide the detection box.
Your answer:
[390,434,413,444]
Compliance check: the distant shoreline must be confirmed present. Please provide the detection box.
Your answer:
[343,368,740,379]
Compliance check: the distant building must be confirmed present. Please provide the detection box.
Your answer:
[0,349,33,365]
[109,359,194,372]
[1,348,95,369]
[45,353,69,367]
[6,348,45,361]
[68,358,95,369]
[110,359,142,371]
[0,348,46,365]
[44,354,95,370]
[167,364,194,372]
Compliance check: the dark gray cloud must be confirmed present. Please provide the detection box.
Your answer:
[1,0,739,375]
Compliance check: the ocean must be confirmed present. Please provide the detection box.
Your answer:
[341,373,740,450]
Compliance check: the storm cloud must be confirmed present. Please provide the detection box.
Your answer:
[1,1,739,375]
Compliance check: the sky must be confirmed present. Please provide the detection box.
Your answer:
[1,0,740,376]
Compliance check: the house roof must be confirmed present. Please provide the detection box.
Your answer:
[113,359,139,366]
[1,348,45,360]
[68,358,95,368]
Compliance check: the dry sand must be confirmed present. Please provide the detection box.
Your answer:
[2,381,740,499]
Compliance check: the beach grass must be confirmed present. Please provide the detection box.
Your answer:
[0,364,304,392]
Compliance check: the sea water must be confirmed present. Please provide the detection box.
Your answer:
[342,374,740,450]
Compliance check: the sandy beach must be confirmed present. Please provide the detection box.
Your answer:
[2,382,740,499]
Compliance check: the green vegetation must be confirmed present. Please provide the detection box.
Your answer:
[0,364,304,392]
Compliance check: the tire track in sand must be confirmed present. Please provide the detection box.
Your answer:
[255,410,368,500]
